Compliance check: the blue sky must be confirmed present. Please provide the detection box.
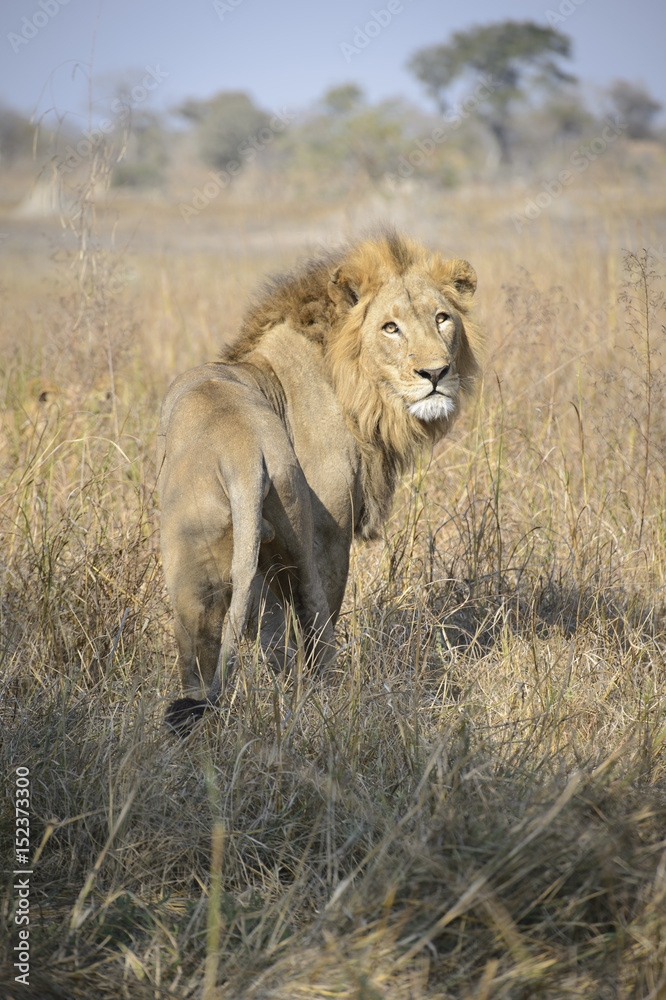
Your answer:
[1,0,664,129]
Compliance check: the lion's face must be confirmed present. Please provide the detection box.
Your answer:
[328,253,477,442]
[360,271,466,424]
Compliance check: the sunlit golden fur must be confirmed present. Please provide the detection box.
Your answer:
[226,229,482,535]
[159,229,481,730]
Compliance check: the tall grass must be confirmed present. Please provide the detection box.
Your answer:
[1,172,665,998]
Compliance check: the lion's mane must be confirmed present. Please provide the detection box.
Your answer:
[222,229,482,537]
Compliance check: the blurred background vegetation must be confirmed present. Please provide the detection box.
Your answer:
[0,19,663,204]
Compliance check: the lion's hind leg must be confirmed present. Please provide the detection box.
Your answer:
[200,469,268,711]
[162,530,233,734]
[161,379,275,735]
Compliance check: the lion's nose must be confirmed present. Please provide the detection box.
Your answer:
[415,365,450,387]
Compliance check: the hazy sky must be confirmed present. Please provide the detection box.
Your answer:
[1,0,665,129]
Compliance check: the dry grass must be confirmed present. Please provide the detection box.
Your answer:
[1,166,666,998]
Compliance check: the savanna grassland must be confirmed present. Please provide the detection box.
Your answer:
[1,157,666,999]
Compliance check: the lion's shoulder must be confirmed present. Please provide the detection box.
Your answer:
[221,253,339,363]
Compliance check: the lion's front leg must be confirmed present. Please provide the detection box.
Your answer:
[258,471,337,677]
[258,549,336,676]
[246,576,298,672]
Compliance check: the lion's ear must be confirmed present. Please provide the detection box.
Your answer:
[433,258,477,298]
[328,267,360,309]
[450,259,477,296]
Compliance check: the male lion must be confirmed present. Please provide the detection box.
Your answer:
[158,230,480,731]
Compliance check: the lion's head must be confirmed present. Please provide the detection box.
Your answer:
[225,228,481,475]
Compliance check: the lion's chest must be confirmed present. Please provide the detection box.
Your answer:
[288,381,362,539]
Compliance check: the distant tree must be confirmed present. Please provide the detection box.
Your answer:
[321,83,364,116]
[340,100,412,181]
[607,80,663,139]
[174,97,206,125]
[543,95,593,139]
[0,105,37,164]
[112,110,169,188]
[176,91,270,171]
[315,84,408,181]
[407,20,576,163]
[281,89,414,192]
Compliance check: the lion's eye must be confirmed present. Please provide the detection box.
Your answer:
[436,312,451,325]
[383,321,400,334]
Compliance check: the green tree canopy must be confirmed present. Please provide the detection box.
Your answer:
[407,20,576,163]
[176,91,270,171]
[607,79,663,139]
[321,83,365,117]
